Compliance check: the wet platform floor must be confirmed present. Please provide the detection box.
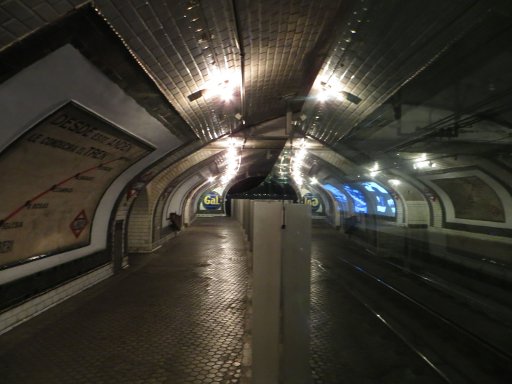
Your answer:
[0,217,248,384]
[0,217,444,383]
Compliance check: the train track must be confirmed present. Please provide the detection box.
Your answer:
[313,255,512,384]
[384,259,512,328]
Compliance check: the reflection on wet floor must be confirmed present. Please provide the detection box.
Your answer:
[310,220,512,384]
[310,224,446,384]
[1,216,509,383]
[0,217,248,384]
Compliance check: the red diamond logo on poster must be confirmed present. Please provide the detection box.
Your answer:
[70,210,88,238]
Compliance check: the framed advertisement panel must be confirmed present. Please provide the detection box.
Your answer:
[0,102,153,267]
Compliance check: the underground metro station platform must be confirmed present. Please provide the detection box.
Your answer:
[1,1,512,383]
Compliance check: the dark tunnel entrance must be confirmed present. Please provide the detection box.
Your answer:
[225,177,298,216]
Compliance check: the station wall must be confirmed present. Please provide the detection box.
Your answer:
[0,45,181,284]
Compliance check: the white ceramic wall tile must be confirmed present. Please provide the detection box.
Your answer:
[0,264,113,335]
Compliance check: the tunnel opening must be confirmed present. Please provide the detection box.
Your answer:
[225,177,298,216]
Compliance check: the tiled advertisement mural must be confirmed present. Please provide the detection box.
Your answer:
[431,176,505,222]
[0,102,153,267]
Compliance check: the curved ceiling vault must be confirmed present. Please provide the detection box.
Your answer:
[1,1,512,275]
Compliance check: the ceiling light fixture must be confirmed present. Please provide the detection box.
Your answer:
[341,91,362,105]
[317,81,361,104]
[369,162,380,177]
[187,89,205,102]
[317,81,338,102]
[413,153,436,169]
[188,69,238,103]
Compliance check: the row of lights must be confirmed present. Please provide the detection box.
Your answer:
[286,151,439,192]
[220,138,242,186]
[387,153,436,187]
[206,138,242,186]
[365,153,437,178]
[288,145,409,189]
[290,139,308,187]
[185,0,232,103]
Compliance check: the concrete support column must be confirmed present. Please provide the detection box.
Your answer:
[252,201,282,384]
[282,204,311,384]
[251,201,311,384]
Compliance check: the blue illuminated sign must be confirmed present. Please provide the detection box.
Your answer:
[322,184,348,204]
[343,184,368,213]
[359,181,396,217]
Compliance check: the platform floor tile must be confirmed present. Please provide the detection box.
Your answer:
[0,217,248,384]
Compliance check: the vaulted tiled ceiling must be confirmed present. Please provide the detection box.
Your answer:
[1,0,511,153]
[95,0,241,142]
[92,0,345,141]
[236,0,343,125]
[301,0,497,144]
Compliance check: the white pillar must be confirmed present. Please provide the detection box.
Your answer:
[282,204,311,383]
[252,201,283,384]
